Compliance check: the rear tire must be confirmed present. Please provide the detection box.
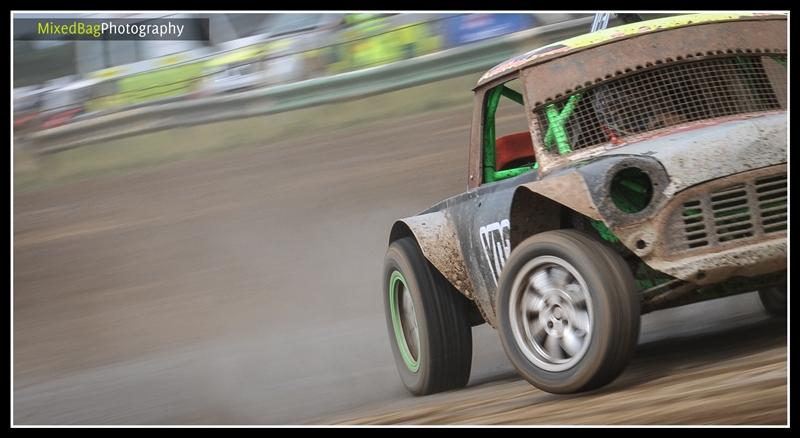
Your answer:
[758,283,787,317]
[496,230,640,394]
[384,237,473,395]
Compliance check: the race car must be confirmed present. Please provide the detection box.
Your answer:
[382,13,787,395]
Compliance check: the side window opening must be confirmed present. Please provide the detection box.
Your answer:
[483,79,537,184]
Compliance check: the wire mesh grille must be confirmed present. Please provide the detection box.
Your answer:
[535,55,787,152]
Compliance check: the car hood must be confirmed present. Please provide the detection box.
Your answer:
[596,112,787,197]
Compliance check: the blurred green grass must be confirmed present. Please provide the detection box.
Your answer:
[15,72,481,192]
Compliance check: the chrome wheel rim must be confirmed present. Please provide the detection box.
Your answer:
[508,256,593,372]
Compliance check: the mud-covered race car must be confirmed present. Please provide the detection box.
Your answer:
[383,13,787,395]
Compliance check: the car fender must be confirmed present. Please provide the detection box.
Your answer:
[390,211,476,302]
[509,170,603,250]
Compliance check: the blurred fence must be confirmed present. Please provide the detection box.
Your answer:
[19,15,595,154]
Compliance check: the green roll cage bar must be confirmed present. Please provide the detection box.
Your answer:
[482,83,576,184]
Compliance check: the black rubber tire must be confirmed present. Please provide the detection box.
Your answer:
[758,283,787,317]
[496,230,641,394]
[383,237,473,395]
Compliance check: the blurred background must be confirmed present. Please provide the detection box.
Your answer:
[13,13,586,136]
[13,12,786,425]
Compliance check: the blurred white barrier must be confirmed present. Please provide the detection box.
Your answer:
[28,17,593,154]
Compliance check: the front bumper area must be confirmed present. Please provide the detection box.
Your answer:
[619,164,787,285]
[648,238,786,285]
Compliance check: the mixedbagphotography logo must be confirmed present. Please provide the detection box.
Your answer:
[15,18,209,41]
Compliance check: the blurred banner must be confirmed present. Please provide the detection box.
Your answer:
[13,13,591,142]
[441,14,538,46]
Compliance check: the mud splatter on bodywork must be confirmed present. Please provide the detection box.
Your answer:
[395,214,474,292]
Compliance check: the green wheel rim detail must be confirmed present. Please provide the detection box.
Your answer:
[389,270,420,372]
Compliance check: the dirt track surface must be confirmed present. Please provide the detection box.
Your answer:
[323,317,787,425]
[14,106,787,425]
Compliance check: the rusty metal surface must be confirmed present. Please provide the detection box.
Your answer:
[530,55,786,152]
[655,164,787,258]
[468,112,786,292]
[654,240,786,285]
[558,111,784,172]
[421,16,785,328]
[484,14,784,87]
[469,19,786,188]
[479,14,785,88]
[511,128,787,286]
[468,88,488,190]
[664,172,787,255]
[536,112,786,200]
[581,156,671,230]
[520,19,787,107]
[614,164,787,284]
[616,114,786,198]
[515,171,601,221]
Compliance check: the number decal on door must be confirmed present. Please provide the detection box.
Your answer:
[479,219,511,285]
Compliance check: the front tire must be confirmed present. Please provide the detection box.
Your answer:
[496,230,640,394]
[384,237,473,395]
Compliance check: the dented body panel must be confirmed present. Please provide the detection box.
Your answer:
[627,163,788,284]
[589,112,787,197]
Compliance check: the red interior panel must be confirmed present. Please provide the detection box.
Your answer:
[495,131,535,171]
